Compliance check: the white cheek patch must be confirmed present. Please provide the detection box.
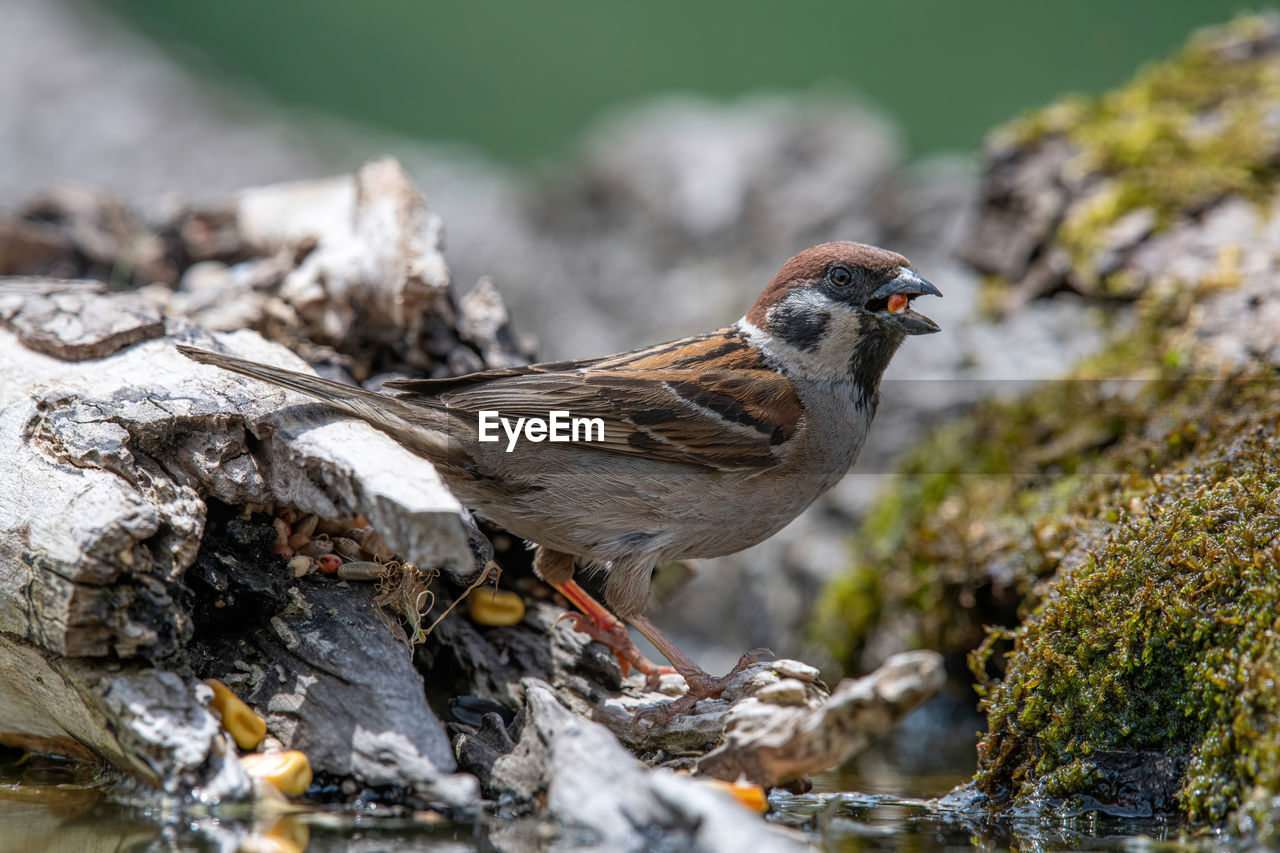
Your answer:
[741,290,864,380]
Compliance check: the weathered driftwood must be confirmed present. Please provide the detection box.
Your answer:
[1,157,530,379]
[185,502,480,807]
[449,650,940,850]
[696,650,945,786]
[0,280,475,657]
[0,279,483,802]
[170,156,467,376]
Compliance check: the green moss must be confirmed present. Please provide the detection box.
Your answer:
[807,11,1280,835]
[1002,15,1280,293]
[815,18,1275,664]
[812,13,1280,828]
[974,387,1280,821]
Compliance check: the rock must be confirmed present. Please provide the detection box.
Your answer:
[1089,206,1157,280]
[972,412,1280,821]
[809,15,1280,841]
[815,12,1280,685]
[483,680,807,853]
[962,13,1280,303]
[962,135,1080,289]
[0,633,249,801]
[187,514,476,806]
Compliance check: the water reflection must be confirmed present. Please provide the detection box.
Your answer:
[768,788,1194,853]
[0,752,150,853]
[0,702,1205,852]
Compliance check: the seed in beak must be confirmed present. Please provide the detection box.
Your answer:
[887,293,909,314]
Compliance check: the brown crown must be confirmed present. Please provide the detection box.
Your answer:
[745,241,911,327]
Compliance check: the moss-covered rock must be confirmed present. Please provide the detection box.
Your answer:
[972,373,1280,820]
[817,12,1280,832]
[965,14,1280,303]
[1016,16,1280,293]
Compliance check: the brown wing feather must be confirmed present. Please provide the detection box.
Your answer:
[409,328,803,471]
[382,356,607,396]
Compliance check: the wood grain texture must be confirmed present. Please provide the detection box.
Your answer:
[0,280,473,659]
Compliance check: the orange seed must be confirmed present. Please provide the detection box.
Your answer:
[205,678,267,750]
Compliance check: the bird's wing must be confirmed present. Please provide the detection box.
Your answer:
[397,328,804,471]
[382,356,608,395]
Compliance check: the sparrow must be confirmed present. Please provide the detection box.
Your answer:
[178,241,941,723]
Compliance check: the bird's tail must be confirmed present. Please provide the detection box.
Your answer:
[176,345,456,460]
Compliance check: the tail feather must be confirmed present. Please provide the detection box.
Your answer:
[176,345,455,460]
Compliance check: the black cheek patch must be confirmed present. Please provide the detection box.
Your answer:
[772,304,830,352]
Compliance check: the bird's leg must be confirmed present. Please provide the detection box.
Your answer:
[626,612,770,725]
[532,547,671,688]
[551,580,673,688]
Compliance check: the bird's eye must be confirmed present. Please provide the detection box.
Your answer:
[828,264,853,287]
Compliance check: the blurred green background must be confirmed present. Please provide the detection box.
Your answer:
[99,0,1254,161]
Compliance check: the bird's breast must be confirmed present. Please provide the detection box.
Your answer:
[789,378,877,474]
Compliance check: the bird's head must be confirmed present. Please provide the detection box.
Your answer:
[741,241,941,385]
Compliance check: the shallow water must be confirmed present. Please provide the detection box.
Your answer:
[0,705,1201,852]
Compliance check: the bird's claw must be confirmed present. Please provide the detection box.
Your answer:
[630,647,772,729]
[632,692,700,729]
[556,612,673,684]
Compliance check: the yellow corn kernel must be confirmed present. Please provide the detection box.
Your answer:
[468,588,526,626]
[240,750,313,797]
[701,778,769,813]
[205,678,267,750]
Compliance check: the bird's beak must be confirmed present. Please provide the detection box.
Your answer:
[868,269,942,335]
